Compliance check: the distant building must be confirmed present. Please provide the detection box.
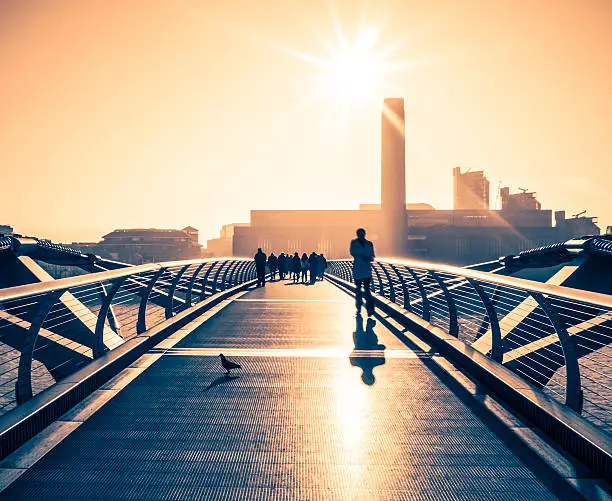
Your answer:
[454,167,490,210]
[92,227,202,264]
[229,205,599,265]
[207,223,249,257]
[555,211,600,239]
[500,187,541,210]
[359,203,435,211]
[0,225,13,236]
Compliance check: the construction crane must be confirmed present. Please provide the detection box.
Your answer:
[494,181,502,209]
[572,210,587,218]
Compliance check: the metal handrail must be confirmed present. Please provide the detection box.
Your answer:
[327,257,612,430]
[379,257,612,309]
[0,257,239,302]
[0,257,256,412]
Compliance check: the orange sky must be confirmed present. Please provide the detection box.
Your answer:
[1,0,611,244]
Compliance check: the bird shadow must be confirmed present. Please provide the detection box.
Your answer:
[202,374,240,393]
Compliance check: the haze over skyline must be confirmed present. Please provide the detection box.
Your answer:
[1,0,611,244]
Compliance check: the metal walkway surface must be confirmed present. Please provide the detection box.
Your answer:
[0,280,585,500]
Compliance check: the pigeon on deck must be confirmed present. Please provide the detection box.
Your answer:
[219,353,242,374]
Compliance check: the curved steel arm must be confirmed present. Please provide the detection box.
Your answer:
[378,263,396,303]
[341,261,353,282]
[466,278,503,362]
[211,261,229,294]
[429,270,459,337]
[185,262,207,308]
[94,277,127,357]
[531,292,583,413]
[199,262,219,300]
[222,261,240,290]
[234,261,248,285]
[243,262,255,282]
[96,282,120,335]
[406,268,431,322]
[137,268,165,334]
[16,290,63,404]
[371,263,385,297]
[389,264,411,312]
[165,265,190,320]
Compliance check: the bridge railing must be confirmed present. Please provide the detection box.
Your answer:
[0,258,255,415]
[327,258,612,433]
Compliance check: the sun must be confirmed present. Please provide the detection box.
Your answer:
[268,16,430,120]
[321,28,383,105]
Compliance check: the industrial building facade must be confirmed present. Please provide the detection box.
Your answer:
[209,98,600,266]
[229,206,598,265]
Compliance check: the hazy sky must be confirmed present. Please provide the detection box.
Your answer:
[1,0,611,244]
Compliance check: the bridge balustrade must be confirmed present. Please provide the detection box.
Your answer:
[327,258,612,433]
[0,258,256,415]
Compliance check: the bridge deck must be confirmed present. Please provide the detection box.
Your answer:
[0,280,583,500]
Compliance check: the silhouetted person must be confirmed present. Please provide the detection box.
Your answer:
[318,254,327,280]
[219,353,242,375]
[300,253,309,283]
[254,248,267,287]
[284,252,290,278]
[308,252,318,284]
[292,252,301,283]
[350,317,385,385]
[268,252,278,281]
[277,252,286,280]
[350,228,375,316]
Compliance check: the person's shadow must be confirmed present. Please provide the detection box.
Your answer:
[349,316,386,386]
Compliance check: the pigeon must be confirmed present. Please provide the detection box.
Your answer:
[219,353,242,374]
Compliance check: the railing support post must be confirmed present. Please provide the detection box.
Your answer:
[429,270,459,337]
[200,262,219,300]
[531,292,583,413]
[379,263,396,303]
[185,262,207,308]
[407,268,431,322]
[166,265,190,319]
[222,261,239,290]
[137,268,165,334]
[94,277,127,358]
[16,290,63,404]
[240,261,253,283]
[371,263,384,296]
[389,264,411,312]
[467,278,503,362]
[211,262,229,294]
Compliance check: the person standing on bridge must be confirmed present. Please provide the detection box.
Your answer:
[350,228,375,317]
[277,252,287,280]
[318,254,327,281]
[292,252,301,283]
[308,252,318,285]
[300,253,310,283]
[268,252,278,281]
[254,248,267,287]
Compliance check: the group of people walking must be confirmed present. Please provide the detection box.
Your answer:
[253,228,376,318]
[254,250,327,287]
